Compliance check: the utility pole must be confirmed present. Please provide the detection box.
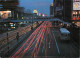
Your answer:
[31,20,33,30]
[16,32,19,42]
[7,33,9,54]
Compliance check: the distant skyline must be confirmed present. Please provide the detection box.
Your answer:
[19,0,53,16]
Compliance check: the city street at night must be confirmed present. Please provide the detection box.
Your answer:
[0,0,80,58]
[9,21,79,58]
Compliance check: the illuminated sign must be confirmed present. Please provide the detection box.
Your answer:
[79,11,80,14]
[73,2,80,10]
[0,11,11,19]
[72,17,75,20]
[77,17,79,20]
[10,23,13,25]
[73,0,80,2]
[45,15,47,16]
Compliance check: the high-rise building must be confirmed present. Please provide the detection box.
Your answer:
[50,3,54,16]
[53,0,63,18]
[53,0,80,26]
[63,0,72,22]
[53,0,72,22]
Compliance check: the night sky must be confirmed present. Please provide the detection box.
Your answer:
[19,0,53,16]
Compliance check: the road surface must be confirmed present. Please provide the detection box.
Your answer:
[10,21,79,58]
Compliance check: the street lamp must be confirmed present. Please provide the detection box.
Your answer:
[7,33,9,54]
[31,20,33,30]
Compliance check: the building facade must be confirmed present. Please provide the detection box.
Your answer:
[72,0,80,27]
[0,0,26,32]
[53,0,72,22]
[53,0,63,19]
[53,0,80,23]
[0,0,20,19]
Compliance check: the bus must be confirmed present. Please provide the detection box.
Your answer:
[59,28,70,40]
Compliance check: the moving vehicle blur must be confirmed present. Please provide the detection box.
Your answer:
[59,28,70,40]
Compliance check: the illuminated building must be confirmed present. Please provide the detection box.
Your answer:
[45,14,47,17]
[33,9,38,15]
[39,13,41,16]
[42,14,45,17]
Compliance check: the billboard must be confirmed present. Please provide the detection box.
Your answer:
[73,2,80,10]
[0,11,11,19]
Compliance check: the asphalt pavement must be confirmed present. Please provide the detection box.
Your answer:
[10,21,79,58]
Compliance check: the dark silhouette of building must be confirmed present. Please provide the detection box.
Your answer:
[0,0,19,19]
[53,0,80,24]
[0,0,19,9]
[0,0,25,32]
[63,0,72,22]
[50,3,54,17]
[53,0,72,22]
[53,0,80,46]
[53,0,63,19]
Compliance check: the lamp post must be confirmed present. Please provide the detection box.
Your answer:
[7,33,9,54]
[16,32,19,42]
[31,19,33,30]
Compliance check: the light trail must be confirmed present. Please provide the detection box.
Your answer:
[19,24,45,58]
[31,21,52,58]
[10,22,47,58]
[31,23,47,58]
[9,21,54,58]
